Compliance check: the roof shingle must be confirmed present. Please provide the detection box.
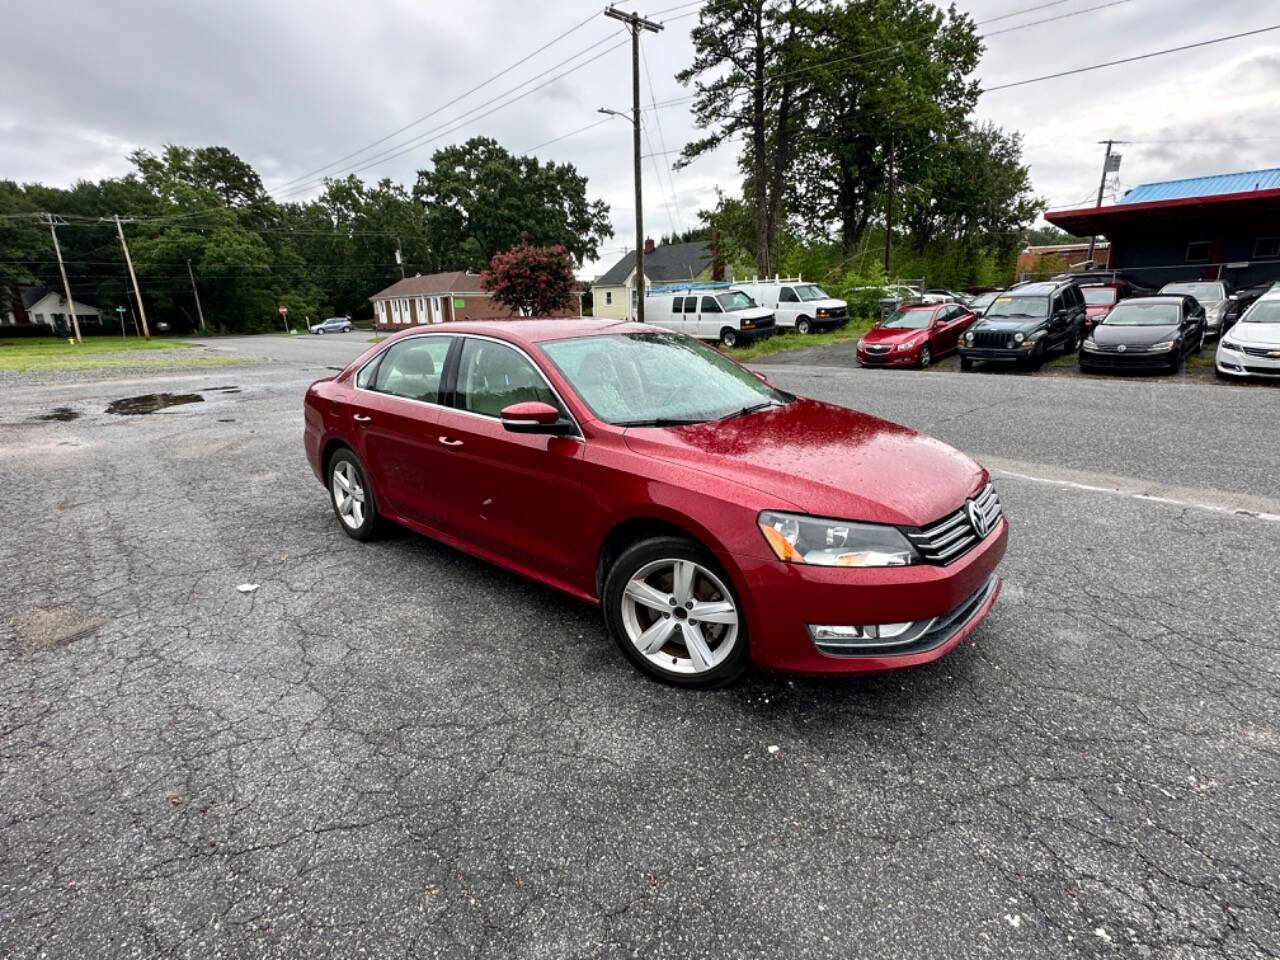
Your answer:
[594,241,712,286]
[370,271,490,300]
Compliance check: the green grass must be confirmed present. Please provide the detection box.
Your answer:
[723,319,875,361]
[0,337,241,373]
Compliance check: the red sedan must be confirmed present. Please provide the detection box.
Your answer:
[304,319,1007,687]
[856,303,978,368]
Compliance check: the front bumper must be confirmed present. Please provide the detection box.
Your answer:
[1080,348,1176,371]
[728,516,1008,674]
[857,347,919,366]
[1217,347,1280,378]
[957,344,1038,363]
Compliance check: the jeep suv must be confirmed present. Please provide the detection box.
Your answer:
[958,280,1088,371]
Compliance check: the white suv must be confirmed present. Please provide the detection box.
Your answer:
[644,288,776,348]
[731,280,848,335]
[1217,285,1280,380]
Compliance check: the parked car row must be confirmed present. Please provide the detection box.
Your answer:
[644,278,851,347]
[855,273,1280,381]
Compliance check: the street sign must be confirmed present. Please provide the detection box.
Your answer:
[279,306,288,315]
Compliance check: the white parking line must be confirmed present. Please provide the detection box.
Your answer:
[985,459,1280,524]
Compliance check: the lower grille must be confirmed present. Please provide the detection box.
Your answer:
[905,483,1002,565]
[813,574,999,657]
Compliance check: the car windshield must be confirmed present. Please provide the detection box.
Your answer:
[541,332,784,426]
[985,295,1048,319]
[971,293,999,310]
[796,284,829,301]
[1161,282,1223,302]
[1082,287,1117,306]
[880,309,932,330]
[1102,302,1180,326]
[1240,301,1280,324]
[716,291,755,310]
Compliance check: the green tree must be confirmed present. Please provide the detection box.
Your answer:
[482,242,576,316]
[413,137,611,270]
[677,0,807,275]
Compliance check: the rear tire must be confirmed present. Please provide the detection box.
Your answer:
[720,328,738,349]
[602,536,749,688]
[328,449,379,541]
[796,317,813,335]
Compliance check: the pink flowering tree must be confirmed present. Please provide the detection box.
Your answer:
[482,242,577,317]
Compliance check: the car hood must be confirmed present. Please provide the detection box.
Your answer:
[974,317,1047,333]
[1093,322,1179,345]
[1227,322,1280,347]
[623,398,985,526]
[806,298,846,310]
[733,307,774,321]
[860,326,927,344]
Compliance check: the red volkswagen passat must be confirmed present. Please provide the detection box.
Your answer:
[856,303,977,368]
[304,319,1007,688]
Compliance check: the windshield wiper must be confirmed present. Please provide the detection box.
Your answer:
[617,417,709,427]
[718,400,779,421]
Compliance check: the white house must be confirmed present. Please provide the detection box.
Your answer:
[5,286,101,329]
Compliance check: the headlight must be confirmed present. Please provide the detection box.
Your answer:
[897,339,917,352]
[1219,340,1239,352]
[964,330,975,343]
[758,511,920,567]
[1014,332,1026,343]
[1082,338,1099,351]
[1150,340,1176,351]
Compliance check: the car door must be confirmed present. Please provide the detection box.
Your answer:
[665,296,689,336]
[430,336,587,584]
[936,305,967,353]
[1184,297,1205,354]
[777,286,800,328]
[699,295,727,339]
[353,335,455,524]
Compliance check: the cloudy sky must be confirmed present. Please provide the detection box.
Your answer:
[2,0,1278,276]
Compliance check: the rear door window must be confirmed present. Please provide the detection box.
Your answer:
[370,336,453,403]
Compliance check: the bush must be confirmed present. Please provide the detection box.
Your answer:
[0,323,56,339]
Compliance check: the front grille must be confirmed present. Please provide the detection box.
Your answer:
[813,574,999,657]
[1241,345,1280,358]
[864,344,891,355]
[905,483,1002,565]
[971,330,1013,349]
[819,307,848,320]
[1244,364,1280,375]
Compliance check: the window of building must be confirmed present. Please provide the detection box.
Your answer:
[1253,237,1280,260]
[605,291,613,305]
[1185,241,1213,264]
[34,313,44,322]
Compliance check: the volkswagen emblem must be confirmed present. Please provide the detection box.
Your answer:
[1117,343,1127,353]
[966,500,990,538]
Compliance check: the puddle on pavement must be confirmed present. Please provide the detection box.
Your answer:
[106,393,205,416]
[40,407,80,422]
[216,418,236,423]
[201,385,241,393]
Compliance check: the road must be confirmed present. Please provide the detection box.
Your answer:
[2,343,1277,958]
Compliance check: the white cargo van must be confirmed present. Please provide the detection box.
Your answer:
[644,287,776,348]
[730,279,848,334]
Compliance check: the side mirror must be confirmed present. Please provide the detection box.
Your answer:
[500,401,573,435]
[1229,294,1239,301]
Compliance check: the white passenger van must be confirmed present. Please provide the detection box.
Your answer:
[644,285,776,348]
[730,278,848,334]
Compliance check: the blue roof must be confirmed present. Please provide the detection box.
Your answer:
[1120,167,1280,205]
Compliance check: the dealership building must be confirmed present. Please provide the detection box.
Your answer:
[1046,166,1280,290]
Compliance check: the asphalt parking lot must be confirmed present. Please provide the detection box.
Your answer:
[2,336,1278,958]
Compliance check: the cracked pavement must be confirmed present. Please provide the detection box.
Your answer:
[1,339,1277,958]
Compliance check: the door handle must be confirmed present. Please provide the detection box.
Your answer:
[353,414,372,423]
[438,436,464,447]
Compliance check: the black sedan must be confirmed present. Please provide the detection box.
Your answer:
[1079,296,1206,374]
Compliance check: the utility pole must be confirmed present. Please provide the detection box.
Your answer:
[113,215,151,339]
[186,259,206,331]
[44,215,82,343]
[884,137,895,277]
[395,236,405,278]
[603,6,662,324]
[1087,140,1126,265]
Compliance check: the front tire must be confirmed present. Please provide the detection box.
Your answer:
[918,345,931,369]
[960,356,974,371]
[1195,329,1205,354]
[720,328,738,349]
[602,536,749,688]
[328,449,379,541]
[796,316,813,335]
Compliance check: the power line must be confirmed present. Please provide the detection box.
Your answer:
[982,23,1280,92]
[521,117,614,153]
[975,0,1076,26]
[267,10,602,192]
[641,43,684,236]
[275,35,630,199]
[982,0,1131,39]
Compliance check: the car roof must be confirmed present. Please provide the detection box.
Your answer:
[378,317,655,347]
[1004,282,1060,295]
[1118,295,1186,304]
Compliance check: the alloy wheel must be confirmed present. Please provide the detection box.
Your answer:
[331,460,367,530]
[619,558,739,676]
[919,345,931,368]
